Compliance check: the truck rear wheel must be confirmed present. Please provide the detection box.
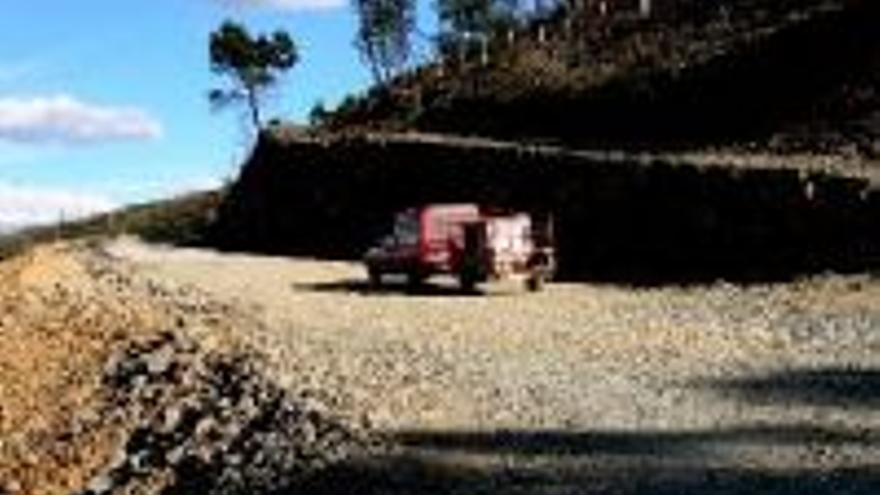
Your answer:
[526,264,550,292]
[526,272,545,292]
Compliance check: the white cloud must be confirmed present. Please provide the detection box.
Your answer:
[0,183,115,232]
[216,0,345,11]
[0,95,162,144]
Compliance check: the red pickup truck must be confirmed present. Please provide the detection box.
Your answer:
[364,204,555,291]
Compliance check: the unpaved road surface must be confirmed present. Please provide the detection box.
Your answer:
[106,238,880,494]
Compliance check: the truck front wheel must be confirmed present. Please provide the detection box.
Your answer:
[459,274,477,292]
[368,267,383,287]
[407,271,427,288]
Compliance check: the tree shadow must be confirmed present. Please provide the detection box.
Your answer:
[297,425,880,495]
[698,367,880,409]
[391,426,877,456]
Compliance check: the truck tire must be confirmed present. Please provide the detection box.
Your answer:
[459,266,478,292]
[459,274,477,292]
[407,271,426,288]
[526,272,545,292]
[526,264,550,292]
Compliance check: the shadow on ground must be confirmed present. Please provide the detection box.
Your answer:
[296,367,880,494]
[699,367,880,409]
[291,278,492,297]
[296,425,880,495]
[390,426,877,456]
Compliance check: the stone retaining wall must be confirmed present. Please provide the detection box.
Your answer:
[213,133,880,283]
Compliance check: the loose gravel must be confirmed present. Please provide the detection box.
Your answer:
[0,243,374,495]
[106,238,880,493]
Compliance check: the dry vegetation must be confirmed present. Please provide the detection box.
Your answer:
[322,0,880,157]
[0,190,223,262]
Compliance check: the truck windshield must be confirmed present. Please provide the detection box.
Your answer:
[394,211,420,246]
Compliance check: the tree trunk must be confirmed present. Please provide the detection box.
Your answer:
[246,86,262,131]
[366,44,386,87]
[458,36,467,66]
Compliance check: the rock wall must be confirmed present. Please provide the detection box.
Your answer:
[213,133,880,283]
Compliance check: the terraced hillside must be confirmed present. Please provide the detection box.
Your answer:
[324,0,880,155]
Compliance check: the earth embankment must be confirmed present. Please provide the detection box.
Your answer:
[0,242,371,495]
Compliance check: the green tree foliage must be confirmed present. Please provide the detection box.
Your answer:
[309,100,330,126]
[438,0,493,37]
[209,21,298,132]
[436,0,523,60]
[353,0,415,85]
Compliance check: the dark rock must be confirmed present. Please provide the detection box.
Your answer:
[91,332,375,495]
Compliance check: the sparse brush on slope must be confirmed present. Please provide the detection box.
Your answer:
[0,190,224,261]
[320,0,880,155]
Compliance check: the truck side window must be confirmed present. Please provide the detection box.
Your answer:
[394,211,420,246]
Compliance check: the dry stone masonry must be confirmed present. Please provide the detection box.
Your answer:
[213,131,880,284]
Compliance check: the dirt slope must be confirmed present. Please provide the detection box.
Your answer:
[0,243,370,495]
[0,244,167,494]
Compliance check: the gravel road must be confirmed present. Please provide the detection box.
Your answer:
[106,238,880,494]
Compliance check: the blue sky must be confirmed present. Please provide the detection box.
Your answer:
[0,0,435,230]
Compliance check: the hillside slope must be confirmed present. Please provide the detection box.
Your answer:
[324,0,880,155]
[0,190,223,260]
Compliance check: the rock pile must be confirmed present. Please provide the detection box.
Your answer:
[79,331,375,495]
[0,242,377,495]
